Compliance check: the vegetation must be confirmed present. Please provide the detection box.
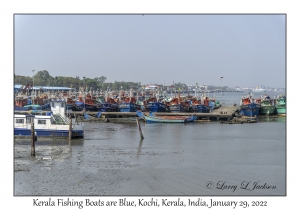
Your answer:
[14,70,140,91]
[14,70,230,92]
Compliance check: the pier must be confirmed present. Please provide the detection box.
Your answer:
[73,106,238,122]
[14,106,238,122]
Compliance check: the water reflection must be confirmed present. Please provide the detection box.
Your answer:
[136,139,143,158]
[258,116,286,123]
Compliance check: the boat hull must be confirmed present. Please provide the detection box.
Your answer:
[275,97,286,115]
[191,104,208,113]
[168,104,190,112]
[259,106,276,115]
[98,103,118,112]
[240,103,260,117]
[144,115,195,123]
[145,102,168,112]
[275,106,286,115]
[14,128,84,137]
[119,102,141,112]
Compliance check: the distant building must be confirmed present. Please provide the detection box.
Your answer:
[14,85,74,93]
[144,84,160,90]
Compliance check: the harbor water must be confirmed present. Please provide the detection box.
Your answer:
[14,92,286,196]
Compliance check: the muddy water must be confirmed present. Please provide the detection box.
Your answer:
[14,116,286,196]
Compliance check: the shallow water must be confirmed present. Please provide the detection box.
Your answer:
[14,114,286,196]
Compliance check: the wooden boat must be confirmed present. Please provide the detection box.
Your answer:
[66,97,77,111]
[77,94,99,111]
[14,101,84,137]
[239,95,260,117]
[202,96,221,112]
[190,97,208,113]
[167,94,190,112]
[136,111,196,123]
[259,99,276,115]
[275,96,286,115]
[15,97,29,107]
[144,96,168,112]
[119,96,141,112]
[98,97,119,112]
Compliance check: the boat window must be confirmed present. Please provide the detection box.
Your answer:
[16,119,24,123]
[26,117,33,123]
[38,120,46,124]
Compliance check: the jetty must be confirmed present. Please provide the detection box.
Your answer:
[20,106,237,122]
[14,106,242,123]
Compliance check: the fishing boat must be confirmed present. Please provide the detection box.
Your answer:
[202,96,221,112]
[66,97,77,111]
[167,94,190,112]
[98,97,119,112]
[144,96,168,112]
[239,95,260,117]
[259,99,276,115]
[77,94,99,111]
[119,96,141,112]
[275,96,286,115]
[190,97,208,113]
[136,111,196,123]
[14,100,84,137]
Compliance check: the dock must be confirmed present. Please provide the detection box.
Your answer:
[14,106,239,122]
[77,106,238,122]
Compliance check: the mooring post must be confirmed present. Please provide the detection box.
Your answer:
[136,117,144,140]
[69,118,72,140]
[31,121,35,156]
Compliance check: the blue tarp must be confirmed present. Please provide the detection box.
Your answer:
[96,111,102,118]
[84,113,90,119]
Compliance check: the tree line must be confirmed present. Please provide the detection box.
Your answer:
[14,70,229,92]
[14,70,141,91]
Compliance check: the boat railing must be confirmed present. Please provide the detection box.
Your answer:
[61,115,70,125]
[51,114,70,125]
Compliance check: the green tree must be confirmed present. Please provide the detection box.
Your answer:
[33,70,54,86]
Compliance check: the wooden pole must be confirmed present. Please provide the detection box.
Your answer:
[136,117,144,140]
[31,122,35,156]
[69,118,72,140]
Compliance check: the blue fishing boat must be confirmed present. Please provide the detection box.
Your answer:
[14,101,84,138]
[119,96,141,112]
[167,94,190,112]
[190,97,208,113]
[239,96,260,117]
[98,97,118,112]
[136,111,196,123]
[145,97,168,112]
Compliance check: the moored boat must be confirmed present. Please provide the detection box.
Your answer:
[167,94,190,112]
[190,97,208,113]
[239,95,260,117]
[259,99,276,115]
[275,96,286,115]
[98,97,119,112]
[119,96,141,112]
[14,100,84,138]
[136,111,196,123]
[144,96,168,112]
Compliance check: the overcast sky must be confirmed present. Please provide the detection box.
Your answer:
[14,14,285,88]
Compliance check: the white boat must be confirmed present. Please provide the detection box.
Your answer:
[252,88,266,93]
[14,100,84,138]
